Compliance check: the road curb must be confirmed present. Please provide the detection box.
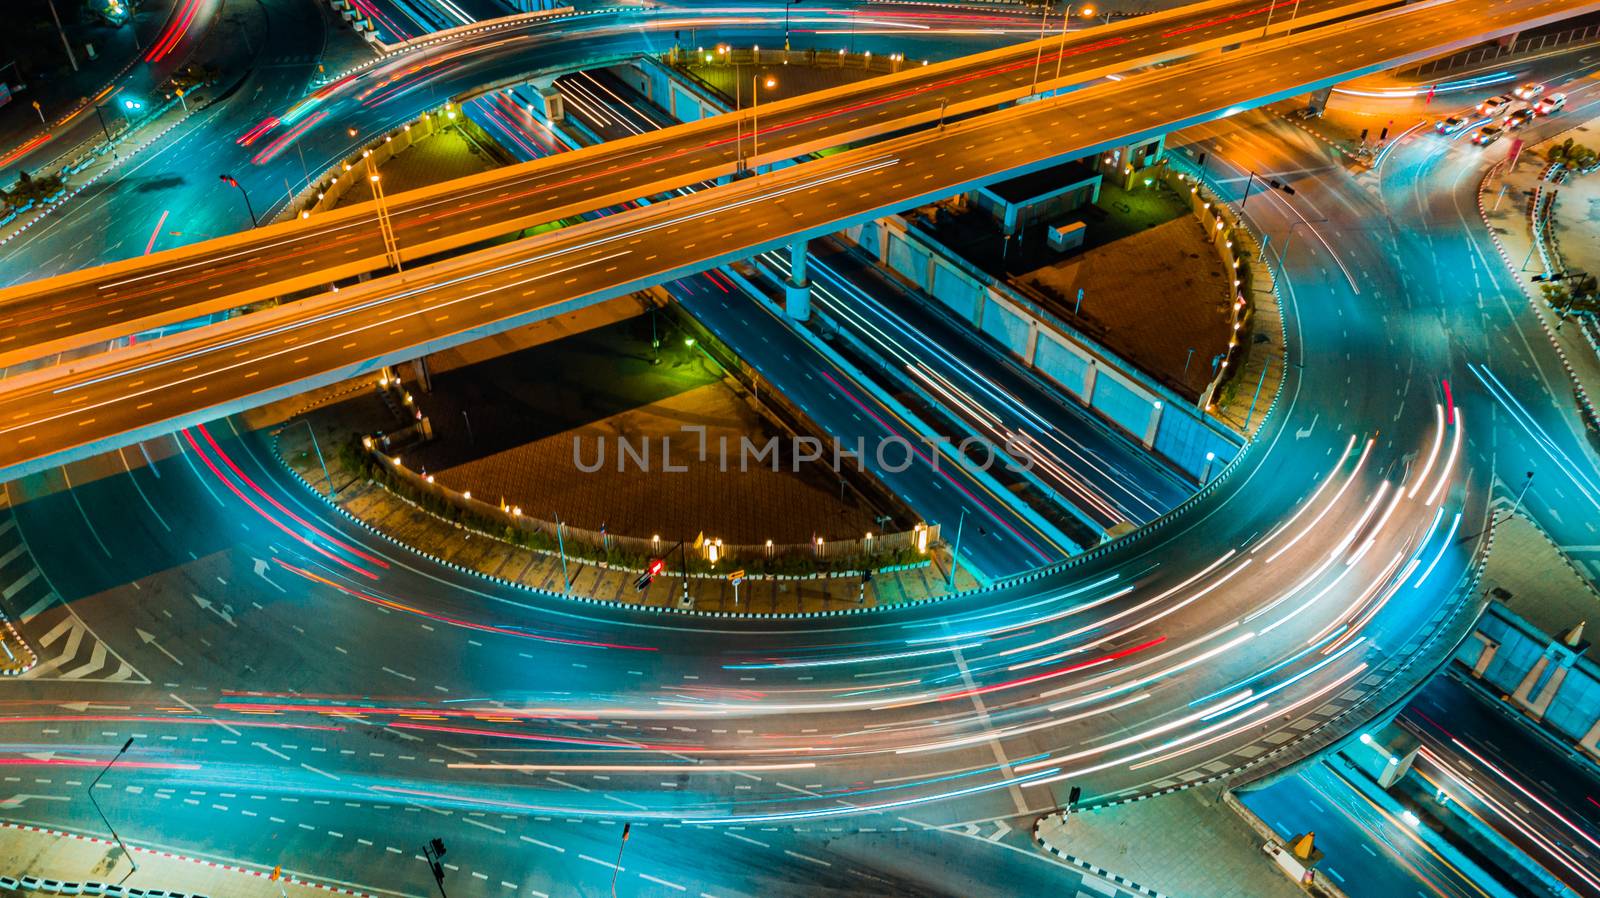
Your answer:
[0,821,373,897]
[1031,814,1171,898]
[1475,160,1598,424]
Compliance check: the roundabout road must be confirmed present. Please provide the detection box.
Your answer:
[5,2,1591,895]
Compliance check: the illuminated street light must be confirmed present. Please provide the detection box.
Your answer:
[219,174,259,227]
[750,74,777,174]
[363,162,404,271]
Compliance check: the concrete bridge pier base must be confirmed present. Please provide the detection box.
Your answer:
[1306,86,1333,117]
[412,356,432,393]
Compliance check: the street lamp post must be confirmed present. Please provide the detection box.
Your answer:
[553,513,571,593]
[1029,1,1054,95]
[45,0,79,72]
[219,174,258,227]
[1505,471,1535,522]
[363,158,404,271]
[1239,171,1258,206]
[947,507,969,589]
[750,74,776,175]
[1050,6,1084,86]
[89,737,138,875]
[292,419,334,496]
[93,104,113,144]
[783,0,804,49]
[610,823,631,898]
[1275,216,1330,281]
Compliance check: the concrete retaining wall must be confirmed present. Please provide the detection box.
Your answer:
[845,215,1242,481]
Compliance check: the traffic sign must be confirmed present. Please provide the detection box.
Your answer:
[728,569,745,584]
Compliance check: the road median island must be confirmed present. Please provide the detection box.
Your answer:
[262,321,982,616]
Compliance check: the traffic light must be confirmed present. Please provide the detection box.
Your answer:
[219,174,238,188]
[424,838,447,896]
[634,558,665,591]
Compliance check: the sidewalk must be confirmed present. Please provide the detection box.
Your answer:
[1032,784,1337,898]
[0,819,390,898]
[1479,132,1600,427]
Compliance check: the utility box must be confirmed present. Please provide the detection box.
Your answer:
[1048,221,1086,252]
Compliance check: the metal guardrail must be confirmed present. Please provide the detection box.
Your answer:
[1399,21,1600,77]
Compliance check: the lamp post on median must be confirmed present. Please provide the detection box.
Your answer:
[93,103,113,144]
[219,173,258,227]
[362,155,403,271]
[89,737,138,877]
[1029,0,1054,96]
[750,74,777,176]
[1049,6,1085,87]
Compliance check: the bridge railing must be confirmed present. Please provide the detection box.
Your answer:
[361,437,939,576]
[1397,22,1600,78]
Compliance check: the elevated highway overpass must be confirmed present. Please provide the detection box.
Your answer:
[0,0,1583,481]
[0,0,1410,370]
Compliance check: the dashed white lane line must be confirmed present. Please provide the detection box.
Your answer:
[519,835,565,852]
[724,832,769,848]
[254,742,291,761]
[784,850,831,867]
[578,854,621,871]
[640,873,686,891]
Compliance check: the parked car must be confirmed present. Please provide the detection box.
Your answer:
[1537,92,1568,114]
[1471,125,1505,146]
[1436,115,1471,134]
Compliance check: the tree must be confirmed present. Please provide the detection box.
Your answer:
[5,169,63,204]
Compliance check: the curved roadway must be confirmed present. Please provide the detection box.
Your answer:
[8,0,1599,894]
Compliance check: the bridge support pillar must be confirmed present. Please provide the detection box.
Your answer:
[785,240,812,321]
[1376,745,1419,789]
[539,85,566,124]
[1143,400,1162,449]
[1512,638,1582,720]
[1467,631,1498,677]
[412,356,432,393]
[1306,86,1333,117]
[1580,717,1600,761]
